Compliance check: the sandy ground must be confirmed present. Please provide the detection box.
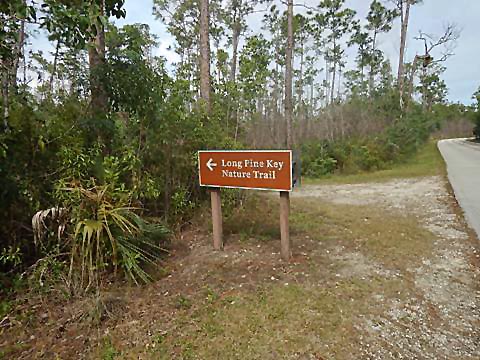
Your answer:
[294,176,480,359]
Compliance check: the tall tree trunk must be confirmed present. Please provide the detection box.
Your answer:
[49,40,61,96]
[369,31,378,96]
[1,7,25,130]
[421,65,428,111]
[337,67,342,99]
[307,81,314,138]
[2,68,9,131]
[199,0,211,112]
[229,4,241,138]
[230,5,241,83]
[324,57,329,106]
[405,56,419,112]
[274,62,280,114]
[360,52,364,86]
[298,35,305,139]
[398,0,411,110]
[284,0,294,149]
[10,4,26,91]
[330,40,337,105]
[330,61,336,105]
[88,1,107,117]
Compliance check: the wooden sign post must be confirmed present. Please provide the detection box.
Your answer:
[210,188,223,250]
[198,150,293,259]
[279,191,290,260]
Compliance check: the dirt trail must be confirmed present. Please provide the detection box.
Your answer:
[295,176,480,359]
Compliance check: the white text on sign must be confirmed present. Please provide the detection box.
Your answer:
[221,159,284,170]
[198,150,292,191]
[220,159,284,180]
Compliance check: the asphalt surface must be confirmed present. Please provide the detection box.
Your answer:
[438,138,480,239]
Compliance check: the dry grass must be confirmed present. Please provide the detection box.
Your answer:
[98,195,436,360]
[143,278,408,360]
[291,199,434,268]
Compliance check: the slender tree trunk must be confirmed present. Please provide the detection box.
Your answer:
[330,61,336,105]
[2,68,9,131]
[405,56,419,112]
[421,65,428,111]
[310,79,315,112]
[298,37,304,103]
[88,1,107,117]
[10,6,25,91]
[2,1,25,130]
[330,40,336,105]
[234,114,240,141]
[337,67,342,100]
[49,40,61,95]
[325,57,329,106]
[369,31,378,96]
[360,51,365,85]
[199,0,211,112]
[307,81,314,138]
[230,6,241,83]
[284,0,294,149]
[274,62,280,114]
[398,0,411,110]
[22,42,27,85]
[229,5,241,138]
[298,36,305,139]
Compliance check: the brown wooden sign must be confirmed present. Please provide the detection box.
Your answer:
[198,150,292,191]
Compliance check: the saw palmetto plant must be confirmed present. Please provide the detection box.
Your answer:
[33,183,169,294]
[67,184,169,292]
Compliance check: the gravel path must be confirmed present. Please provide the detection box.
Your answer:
[294,176,480,359]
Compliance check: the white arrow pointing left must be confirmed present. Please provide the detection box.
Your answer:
[206,158,217,171]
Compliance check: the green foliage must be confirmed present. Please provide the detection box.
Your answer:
[473,87,480,139]
[302,102,435,177]
[301,142,337,177]
[238,35,270,113]
[39,0,126,49]
[220,188,246,217]
[100,337,120,360]
[0,246,22,268]
[418,65,448,110]
[0,0,36,62]
[57,182,169,292]
[0,19,237,290]
[28,251,68,295]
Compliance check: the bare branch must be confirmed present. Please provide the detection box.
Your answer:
[414,23,460,64]
[292,3,319,12]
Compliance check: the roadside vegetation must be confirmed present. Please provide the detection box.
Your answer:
[304,139,444,185]
[1,180,440,359]
[0,1,478,358]
[473,88,480,140]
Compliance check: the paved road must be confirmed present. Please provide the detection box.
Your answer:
[438,138,480,239]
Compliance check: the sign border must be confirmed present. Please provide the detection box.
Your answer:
[198,150,293,192]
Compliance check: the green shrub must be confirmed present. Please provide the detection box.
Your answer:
[473,111,480,140]
[301,111,435,178]
[61,183,169,292]
[309,156,338,176]
[28,144,171,293]
[301,142,337,177]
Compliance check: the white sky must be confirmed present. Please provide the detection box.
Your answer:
[30,0,480,104]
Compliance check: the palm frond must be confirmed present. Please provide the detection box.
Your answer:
[32,207,67,246]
